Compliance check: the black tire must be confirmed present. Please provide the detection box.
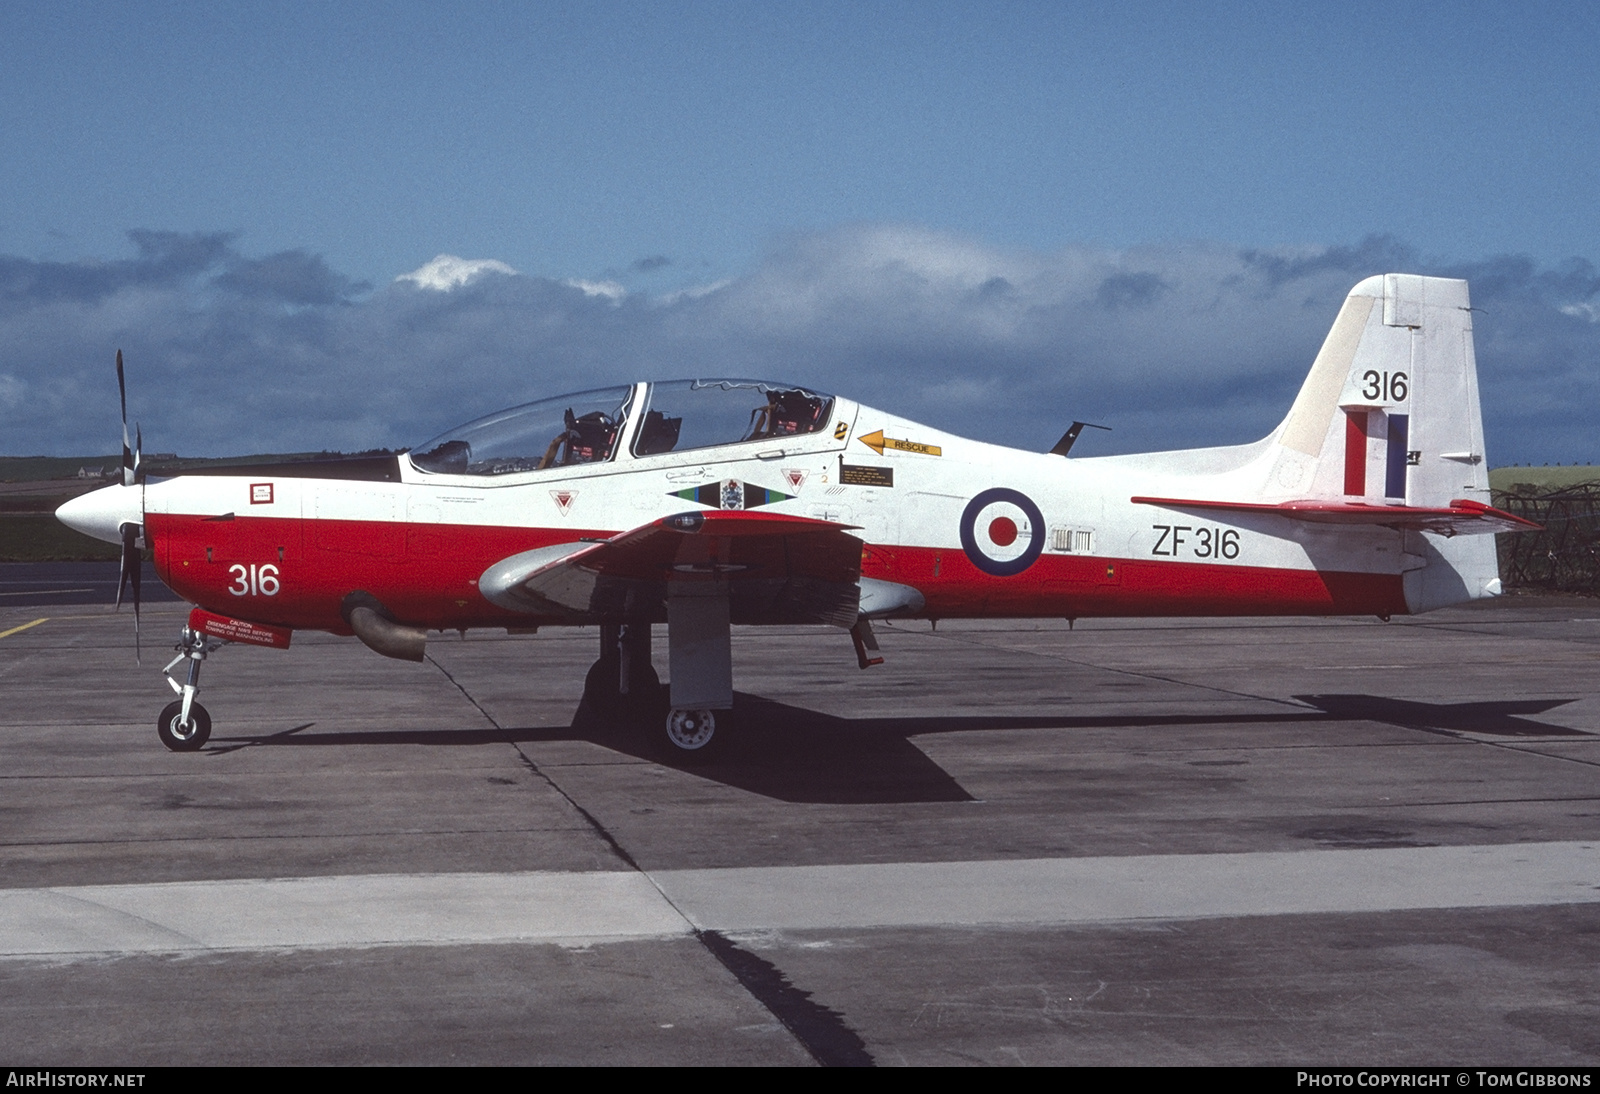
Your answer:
[158,700,211,752]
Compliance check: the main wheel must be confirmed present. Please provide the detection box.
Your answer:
[665,708,717,752]
[157,700,211,752]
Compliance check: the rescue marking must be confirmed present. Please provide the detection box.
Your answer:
[551,490,577,516]
[249,483,273,504]
[0,617,47,640]
[857,429,942,457]
[960,488,1044,576]
[833,421,848,440]
[782,468,808,491]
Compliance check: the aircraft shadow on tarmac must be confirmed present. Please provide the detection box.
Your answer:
[1294,694,1584,738]
[200,690,1587,805]
[207,696,1339,804]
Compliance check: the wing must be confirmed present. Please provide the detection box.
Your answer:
[479,510,865,626]
[1131,496,1541,536]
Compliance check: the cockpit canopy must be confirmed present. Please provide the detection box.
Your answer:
[633,380,832,456]
[409,379,834,476]
[410,385,633,476]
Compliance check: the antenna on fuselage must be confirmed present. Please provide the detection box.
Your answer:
[1049,421,1110,457]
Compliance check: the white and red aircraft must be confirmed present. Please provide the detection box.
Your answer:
[58,273,1535,754]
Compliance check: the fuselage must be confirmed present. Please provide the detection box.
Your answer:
[90,383,1412,636]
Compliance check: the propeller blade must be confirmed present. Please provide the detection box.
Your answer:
[117,350,136,488]
[116,521,142,653]
[114,352,144,661]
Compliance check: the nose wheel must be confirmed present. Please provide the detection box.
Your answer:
[158,700,211,752]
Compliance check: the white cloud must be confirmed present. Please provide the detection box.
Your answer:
[654,279,732,305]
[395,254,518,291]
[562,278,627,302]
[2,227,1597,465]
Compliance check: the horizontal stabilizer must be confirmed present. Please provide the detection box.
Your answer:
[1130,495,1540,536]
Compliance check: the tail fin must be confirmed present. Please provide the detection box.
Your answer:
[1128,275,1521,610]
[1272,274,1488,508]
[1269,274,1500,610]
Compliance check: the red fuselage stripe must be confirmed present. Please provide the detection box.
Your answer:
[149,513,1409,630]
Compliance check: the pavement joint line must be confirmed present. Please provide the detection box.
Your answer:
[0,617,47,639]
[1376,794,1600,808]
[428,653,875,1066]
[1478,740,1600,771]
[0,589,91,597]
[4,841,1600,961]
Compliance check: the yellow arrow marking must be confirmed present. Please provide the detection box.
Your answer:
[0,617,48,640]
[856,430,942,457]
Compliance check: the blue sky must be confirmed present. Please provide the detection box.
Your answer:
[1,2,1597,462]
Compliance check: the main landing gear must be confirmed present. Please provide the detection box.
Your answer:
[582,619,728,757]
[582,622,663,717]
[157,624,221,751]
[664,708,716,751]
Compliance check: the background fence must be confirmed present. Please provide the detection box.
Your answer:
[1495,481,1600,595]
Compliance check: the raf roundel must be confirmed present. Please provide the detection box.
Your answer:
[959,488,1045,577]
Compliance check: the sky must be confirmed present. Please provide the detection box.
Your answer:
[1,1,1597,463]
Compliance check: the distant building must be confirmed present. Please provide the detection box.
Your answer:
[75,466,111,479]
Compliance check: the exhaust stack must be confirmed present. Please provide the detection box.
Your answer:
[340,592,426,662]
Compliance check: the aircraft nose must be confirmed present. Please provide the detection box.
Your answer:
[56,484,143,545]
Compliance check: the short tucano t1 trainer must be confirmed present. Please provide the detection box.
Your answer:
[58,274,1536,755]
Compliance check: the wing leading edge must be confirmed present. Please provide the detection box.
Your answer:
[479,510,865,626]
[1131,496,1540,536]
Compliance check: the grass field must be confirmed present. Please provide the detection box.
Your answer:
[0,451,389,562]
[0,452,345,484]
[0,456,123,482]
[1490,466,1600,491]
[0,514,121,561]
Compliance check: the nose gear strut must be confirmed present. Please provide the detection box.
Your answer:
[158,624,221,751]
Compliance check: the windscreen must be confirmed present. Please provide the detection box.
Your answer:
[410,386,634,475]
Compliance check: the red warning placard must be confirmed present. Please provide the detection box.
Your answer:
[188,607,293,649]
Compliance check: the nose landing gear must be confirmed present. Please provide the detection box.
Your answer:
[157,624,221,752]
